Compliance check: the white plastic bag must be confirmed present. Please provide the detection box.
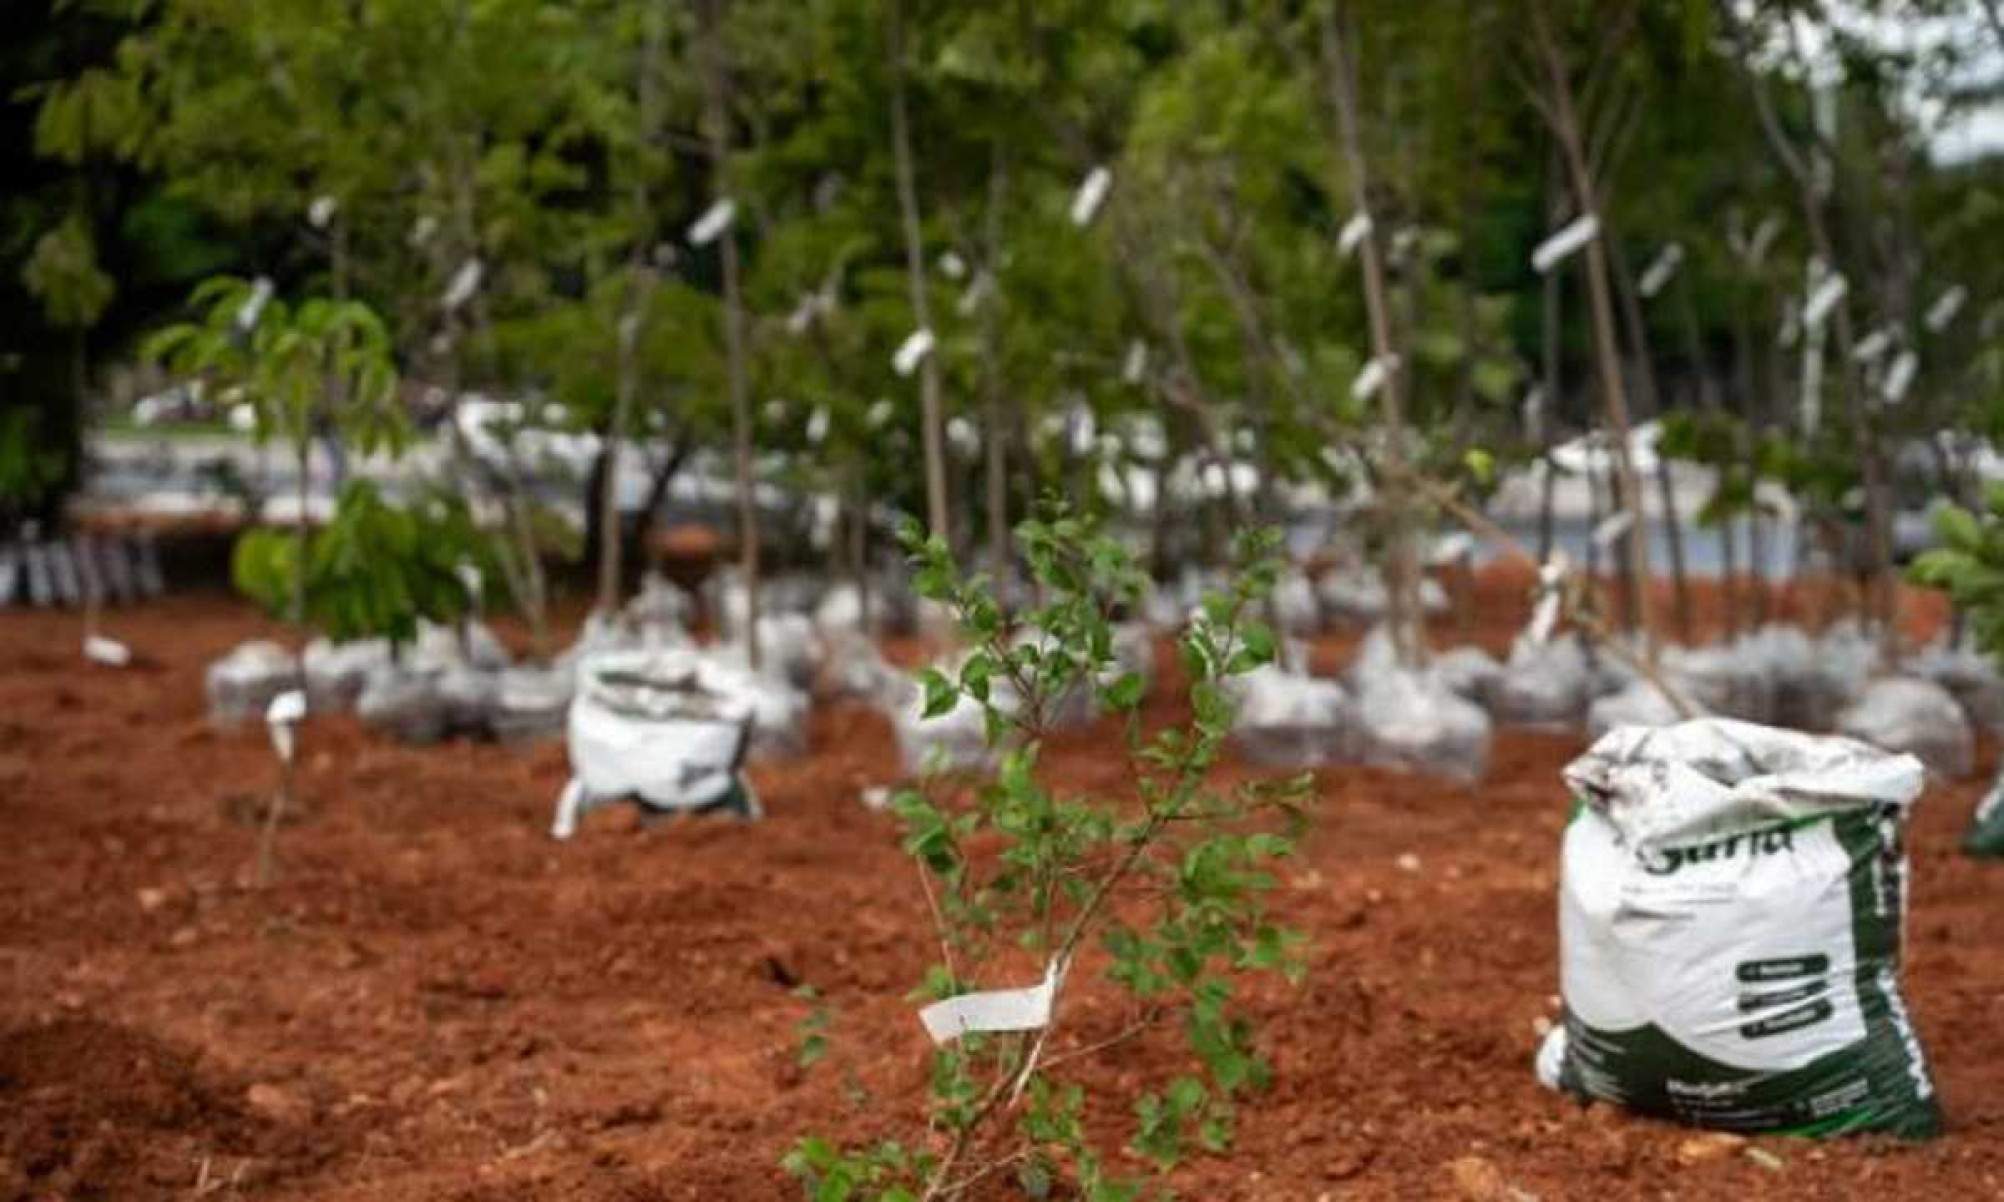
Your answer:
[1542,718,1940,1138]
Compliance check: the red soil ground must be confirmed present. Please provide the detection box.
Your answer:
[3,572,2000,1200]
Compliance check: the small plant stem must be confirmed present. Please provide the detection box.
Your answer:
[257,753,293,888]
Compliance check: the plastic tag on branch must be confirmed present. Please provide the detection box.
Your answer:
[1882,350,1918,405]
[228,404,257,434]
[1122,339,1149,385]
[806,406,830,446]
[83,635,131,667]
[1851,325,1893,364]
[937,250,967,280]
[946,415,978,456]
[865,399,894,429]
[1351,354,1397,401]
[456,561,483,603]
[954,269,995,317]
[687,198,736,246]
[1744,214,1781,269]
[307,195,338,230]
[1926,285,1967,334]
[892,328,935,377]
[408,215,439,248]
[1803,267,1847,331]
[441,259,484,312]
[1532,214,1599,275]
[266,688,307,763]
[918,958,1066,1045]
[1526,551,1570,646]
[1429,532,1476,566]
[1592,509,1635,551]
[1069,165,1112,227]
[1338,210,1373,259]
[786,294,818,335]
[236,276,275,332]
[1521,385,1545,439]
[1638,242,1684,299]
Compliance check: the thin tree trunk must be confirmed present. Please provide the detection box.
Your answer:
[980,145,1011,589]
[888,0,949,539]
[1531,2,1657,659]
[1607,234,1690,641]
[699,0,761,670]
[1323,5,1424,669]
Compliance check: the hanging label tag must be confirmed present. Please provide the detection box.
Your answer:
[1592,510,1636,550]
[83,635,131,667]
[1637,242,1684,298]
[1851,326,1892,363]
[1881,350,1918,405]
[236,277,275,331]
[1803,271,1848,330]
[1926,285,1967,333]
[893,328,935,377]
[307,195,338,230]
[1122,339,1149,385]
[1338,210,1373,258]
[688,197,737,246]
[266,688,306,763]
[1351,354,1397,401]
[1532,214,1599,275]
[1069,166,1112,227]
[442,258,484,312]
[918,959,1065,1045]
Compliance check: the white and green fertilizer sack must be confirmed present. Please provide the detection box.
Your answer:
[1537,718,1941,1138]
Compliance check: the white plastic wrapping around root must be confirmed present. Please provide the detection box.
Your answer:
[890,670,994,777]
[303,637,391,712]
[562,647,791,827]
[1484,634,1595,730]
[1545,719,1937,1135]
[1905,639,2004,732]
[1226,663,1352,768]
[1835,675,1974,780]
[1315,566,1448,626]
[1352,665,1490,781]
[206,640,303,727]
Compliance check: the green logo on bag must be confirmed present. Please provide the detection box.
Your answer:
[1641,825,1795,876]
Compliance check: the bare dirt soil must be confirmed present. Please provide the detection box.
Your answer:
[4,572,2001,1200]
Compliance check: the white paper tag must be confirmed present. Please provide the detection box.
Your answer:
[307,195,338,230]
[1069,165,1113,227]
[866,398,894,429]
[893,327,935,377]
[1881,350,1918,405]
[955,269,995,317]
[1591,509,1636,550]
[688,197,737,246]
[266,688,306,763]
[442,258,484,312]
[408,214,438,248]
[1121,339,1149,385]
[1638,242,1684,298]
[228,403,257,434]
[1851,326,1892,363]
[1351,354,1397,401]
[1338,210,1373,258]
[806,406,830,445]
[1926,285,1967,333]
[236,276,275,331]
[83,635,130,667]
[1429,532,1475,565]
[1803,271,1848,330]
[938,250,967,280]
[918,958,1065,1044]
[456,561,483,601]
[1746,215,1780,268]
[1533,214,1599,275]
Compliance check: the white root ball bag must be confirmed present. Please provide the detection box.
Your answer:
[1540,718,1940,1138]
[552,648,767,838]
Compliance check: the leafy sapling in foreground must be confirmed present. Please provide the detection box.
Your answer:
[787,514,1312,1201]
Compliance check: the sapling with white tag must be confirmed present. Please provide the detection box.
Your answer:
[786,512,1312,1200]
